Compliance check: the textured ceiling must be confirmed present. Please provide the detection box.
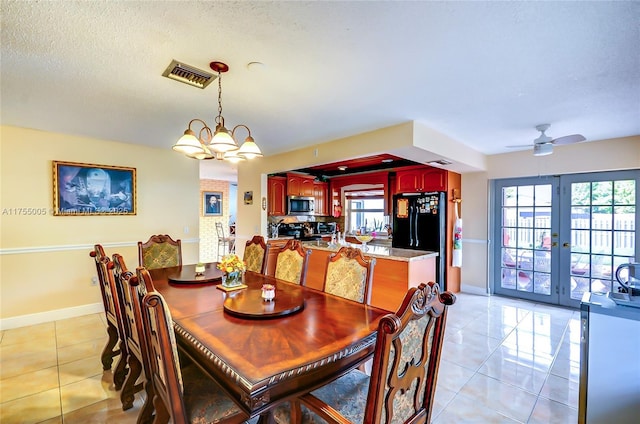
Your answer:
[2,1,639,175]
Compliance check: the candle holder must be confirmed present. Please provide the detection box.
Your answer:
[195,262,206,276]
[261,284,276,301]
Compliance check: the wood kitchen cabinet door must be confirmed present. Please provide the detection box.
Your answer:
[396,167,447,192]
[396,169,422,192]
[422,168,447,192]
[268,176,286,216]
[286,174,315,196]
[313,181,329,216]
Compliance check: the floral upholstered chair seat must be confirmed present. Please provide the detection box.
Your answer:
[275,249,305,284]
[244,235,267,274]
[323,247,375,304]
[141,243,180,269]
[273,239,312,285]
[138,234,182,270]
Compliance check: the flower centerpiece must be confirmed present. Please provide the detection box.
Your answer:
[217,254,246,289]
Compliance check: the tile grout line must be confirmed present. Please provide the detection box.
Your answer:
[54,319,65,423]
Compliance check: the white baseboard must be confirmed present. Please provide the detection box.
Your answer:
[0,302,103,330]
[460,283,489,296]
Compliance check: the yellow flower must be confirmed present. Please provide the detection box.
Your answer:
[216,254,246,273]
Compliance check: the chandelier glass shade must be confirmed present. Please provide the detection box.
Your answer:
[172,61,262,161]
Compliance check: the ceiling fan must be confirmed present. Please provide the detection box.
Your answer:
[508,124,586,156]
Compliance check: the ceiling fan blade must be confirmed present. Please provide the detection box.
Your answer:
[552,134,586,145]
[505,144,532,148]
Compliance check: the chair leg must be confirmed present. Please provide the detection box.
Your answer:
[101,323,120,370]
[290,400,303,424]
[113,341,129,390]
[153,394,170,424]
[121,355,142,410]
[137,379,155,424]
[256,411,276,424]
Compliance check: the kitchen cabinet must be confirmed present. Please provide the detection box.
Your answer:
[396,167,447,193]
[313,181,329,216]
[287,174,315,197]
[267,176,286,216]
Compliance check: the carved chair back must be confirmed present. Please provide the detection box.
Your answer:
[364,282,455,423]
[273,239,312,285]
[292,283,455,423]
[113,254,143,362]
[244,235,268,274]
[91,244,118,326]
[90,244,128,388]
[136,268,189,422]
[112,254,155,413]
[323,247,376,304]
[138,234,182,270]
[135,267,248,424]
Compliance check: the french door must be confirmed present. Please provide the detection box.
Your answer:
[494,176,560,304]
[493,170,639,308]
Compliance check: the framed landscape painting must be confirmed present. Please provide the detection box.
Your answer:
[53,161,136,216]
[203,191,223,216]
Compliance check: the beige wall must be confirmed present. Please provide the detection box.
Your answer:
[460,136,640,293]
[0,126,200,323]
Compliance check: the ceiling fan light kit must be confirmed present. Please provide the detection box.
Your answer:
[172,61,263,162]
[533,142,553,156]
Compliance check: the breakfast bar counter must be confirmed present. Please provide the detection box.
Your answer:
[267,239,438,312]
[300,239,439,262]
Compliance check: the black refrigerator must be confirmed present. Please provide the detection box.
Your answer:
[392,192,446,289]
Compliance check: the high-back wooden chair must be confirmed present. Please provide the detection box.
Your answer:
[137,234,182,270]
[243,235,268,274]
[272,239,312,285]
[274,282,456,423]
[89,244,128,390]
[136,267,249,424]
[112,254,155,416]
[323,246,376,304]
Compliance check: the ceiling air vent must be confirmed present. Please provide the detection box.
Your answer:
[427,159,453,166]
[162,59,216,89]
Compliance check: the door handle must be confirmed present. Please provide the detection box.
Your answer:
[563,242,570,248]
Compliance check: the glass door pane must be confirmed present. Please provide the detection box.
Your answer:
[494,177,559,303]
[560,172,638,307]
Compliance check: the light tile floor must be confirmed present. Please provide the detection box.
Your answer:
[0,293,579,423]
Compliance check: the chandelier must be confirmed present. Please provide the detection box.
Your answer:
[172,61,263,162]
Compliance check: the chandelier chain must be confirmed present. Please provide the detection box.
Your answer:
[216,71,223,125]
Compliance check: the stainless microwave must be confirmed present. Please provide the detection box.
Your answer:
[287,196,315,215]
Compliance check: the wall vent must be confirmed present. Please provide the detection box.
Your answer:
[162,60,216,89]
[427,159,453,166]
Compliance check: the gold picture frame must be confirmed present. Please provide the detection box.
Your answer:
[53,160,136,216]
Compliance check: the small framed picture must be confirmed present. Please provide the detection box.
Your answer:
[244,191,253,205]
[203,191,223,216]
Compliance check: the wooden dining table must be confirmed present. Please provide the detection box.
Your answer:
[148,265,389,419]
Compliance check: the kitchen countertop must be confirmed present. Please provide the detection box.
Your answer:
[300,240,438,262]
